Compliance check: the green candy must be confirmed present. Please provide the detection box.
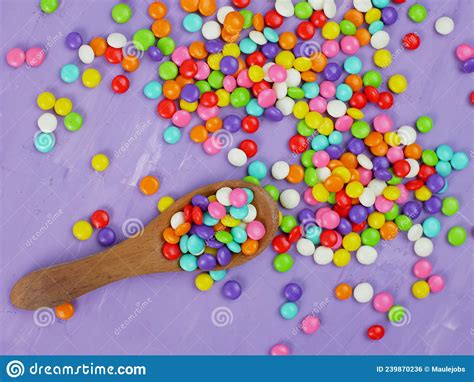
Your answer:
[447,226,466,246]
[64,112,83,131]
[422,149,438,166]
[280,215,297,233]
[157,36,176,56]
[195,80,211,94]
[351,121,371,139]
[297,120,313,137]
[294,1,313,19]
[230,87,251,108]
[395,215,412,231]
[363,70,382,88]
[408,4,427,23]
[242,175,260,186]
[133,29,155,51]
[240,10,253,29]
[40,0,58,14]
[111,3,132,24]
[384,203,399,221]
[159,61,178,80]
[441,197,459,216]
[339,20,356,35]
[208,71,224,89]
[327,192,336,205]
[215,231,233,244]
[264,184,279,201]
[388,305,406,323]
[304,167,318,186]
[387,170,402,185]
[416,115,433,133]
[288,87,305,99]
[301,149,315,167]
[361,228,380,246]
[273,253,293,273]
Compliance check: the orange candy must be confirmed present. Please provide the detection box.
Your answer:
[224,11,244,33]
[189,41,208,59]
[311,53,327,72]
[163,80,181,100]
[55,302,74,320]
[301,71,317,82]
[279,32,297,50]
[198,0,216,16]
[286,164,305,183]
[176,75,194,88]
[122,55,140,72]
[221,28,240,43]
[148,2,167,19]
[371,141,389,157]
[350,168,361,182]
[404,143,422,159]
[175,222,191,236]
[139,175,160,195]
[345,74,363,91]
[89,37,107,56]
[364,131,383,147]
[190,125,208,143]
[242,239,259,256]
[340,152,357,168]
[252,13,264,31]
[324,175,344,192]
[214,222,226,232]
[163,227,180,244]
[327,159,343,170]
[355,28,371,46]
[152,19,171,38]
[181,0,199,12]
[205,117,222,132]
[344,9,364,27]
[380,221,398,241]
[335,283,352,300]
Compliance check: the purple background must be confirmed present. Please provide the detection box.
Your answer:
[0,0,473,355]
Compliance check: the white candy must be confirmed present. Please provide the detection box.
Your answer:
[435,16,455,35]
[353,282,374,303]
[316,167,331,182]
[275,0,294,17]
[414,237,433,257]
[359,188,376,207]
[397,125,417,146]
[408,224,423,242]
[368,179,387,196]
[216,187,232,206]
[285,68,301,87]
[263,62,274,82]
[227,148,248,167]
[280,189,300,209]
[356,246,378,265]
[405,158,420,178]
[273,82,288,99]
[217,6,234,24]
[296,238,315,256]
[243,204,257,223]
[37,112,58,133]
[323,0,337,19]
[276,97,295,116]
[353,0,372,13]
[271,161,290,180]
[313,246,334,265]
[370,30,390,50]
[107,33,127,49]
[326,100,347,118]
[170,212,185,229]
[78,44,94,64]
[308,0,324,10]
[357,154,373,170]
[201,21,221,40]
[249,31,267,45]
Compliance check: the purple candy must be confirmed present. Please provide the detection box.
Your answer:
[403,200,422,219]
[326,144,343,159]
[219,56,239,75]
[426,174,445,193]
[191,194,209,210]
[206,237,224,248]
[217,246,232,266]
[264,107,283,121]
[424,195,442,214]
[283,283,303,302]
[261,43,279,59]
[462,58,474,73]
[366,205,375,214]
[374,169,392,181]
[223,114,241,133]
[180,84,200,103]
[195,225,214,240]
[197,253,217,271]
[298,208,314,223]
[347,138,365,154]
[65,32,83,50]
[148,46,163,62]
[323,62,342,81]
[348,205,367,224]
[97,227,116,247]
[373,156,390,170]
[337,218,352,235]
[205,40,223,53]
[292,42,304,57]
[381,6,398,25]
[222,280,242,300]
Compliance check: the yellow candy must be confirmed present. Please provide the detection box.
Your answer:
[54,97,73,116]
[373,49,392,68]
[345,181,364,198]
[293,57,312,72]
[248,65,264,82]
[333,249,351,267]
[37,91,56,110]
[72,220,93,241]
[312,183,329,202]
[278,211,282,225]
[223,43,240,57]
[347,108,364,120]
[321,21,340,40]
[208,195,217,202]
[415,186,432,201]
[365,8,381,24]
[317,117,334,136]
[275,51,295,69]
[412,280,430,299]
[195,273,214,291]
[332,167,351,183]
[216,89,230,107]
[305,111,323,129]
[342,232,361,252]
[205,246,218,256]
[384,131,401,146]
[180,100,198,112]
[82,68,102,88]
[388,74,407,94]
[293,101,309,119]
[157,196,174,212]
[368,212,385,229]
[221,215,240,227]
[91,153,109,172]
[207,53,223,70]
[383,185,401,201]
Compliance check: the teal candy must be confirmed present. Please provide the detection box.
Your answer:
[34,131,55,153]
[239,38,257,54]
[422,217,441,238]
[209,270,227,281]
[311,134,329,150]
[230,205,249,219]
[248,160,268,179]
[450,152,469,170]
[439,180,448,194]
[179,234,189,253]
[60,64,80,83]
[280,302,298,320]
[305,225,322,244]
[163,126,181,144]
[368,21,384,34]
[344,56,362,74]
[243,188,254,203]
[246,98,264,116]
[182,13,203,33]
[263,27,279,43]
[231,226,247,243]
[329,131,343,145]
[143,80,162,99]
[435,144,453,161]
[372,0,389,8]
[188,234,205,255]
[179,254,197,271]
[227,241,241,253]
[335,83,353,101]
[203,212,219,226]
[435,161,452,177]
[302,82,319,99]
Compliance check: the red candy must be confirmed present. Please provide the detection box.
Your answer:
[192,206,203,225]
[392,159,410,177]
[367,324,385,340]
[364,86,380,103]
[320,230,337,247]
[405,179,424,191]
[246,51,266,67]
[179,59,198,78]
[289,134,308,154]
[288,226,303,243]
[239,139,258,158]
[241,115,259,133]
[162,242,181,260]
[470,91,474,104]
[296,21,316,40]
[232,0,250,8]
[349,92,367,109]
[310,10,327,28]
[157,99,177,119]
[111,75,130,94]
[336,190,352,207]
[183,204,193,223]
[333,204,350,218]
[352,221,366,232]
[90,210,109,229]
[264,9,284,28]
[200,92,218,107]
[402,33,420,50]
[418,165,436,181]
[105,46,123,64]
[272,234,291,253]
[377,92,393,109]
[252,80,271,97]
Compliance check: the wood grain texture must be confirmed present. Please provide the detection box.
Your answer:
[10,180,280,310]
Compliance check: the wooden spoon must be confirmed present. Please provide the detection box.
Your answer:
[11,180,280,310]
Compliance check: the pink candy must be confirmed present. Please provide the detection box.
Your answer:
[268,64,287,83]
[172,110,191,127]
[197,105,218,120]
[386,147,404,163]
[247,220,266,240]
[6,47,25,68]
[257,89,276,108]
[320,81,336,99]
[25,47,46,67]
[237,69,252,88]
[428,275,445,293]
[396,184,409,204]
[208,201,226,219]
[301,315,320,334]
[413,259,432,279]
[372,292,394,313]
[375,195,393,213]
[322,40,339,58]
[171,46,191,66]
[312,151,330,168]
[270,343,290,356]
[455,44,473,61]
[335,115,353,132]
[320,210,340,230]
[202,137,221,155]
[303,187,318,205]
[194,61,210,80]
[223,75,236,92]
[229,188,248,208]
[340,36,360,55]
[358,167,373,185]
[373,114,393,133]
[309,96,327,113]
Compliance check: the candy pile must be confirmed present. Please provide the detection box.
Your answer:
[72,209,116,247]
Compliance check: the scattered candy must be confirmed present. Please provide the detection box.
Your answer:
[139,175,160,195]
[6,47,25,68]
[72,220,93,240]
[435,16,454,36]
[91,153,110,172]
[367,324,385,340]
[55,302,74,320]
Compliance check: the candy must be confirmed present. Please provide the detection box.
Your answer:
[279,189,300,209]
[91,153,110,172]
[195,273,214,291]
[414,237,433,257]
[408,4,427,23]
[139,175,160,195]
[111,75,130,94]
[435,16,454,35]
[372,292,394,313]
[447,226,466,246]
[25,47,46,67]
[111,3,132,23]
[40,0,58,14]
[353,282,374,303]
[335,283,352,300]
[72,220,93,240]
[82,68,102,88]
[55,303,74,320]
[428,275,445,293]
[98,227,116,247]
[37,113,57,133]
[367,325,384,340]
[283,283,303,302]
[388,305,406,324]
[66,32,83,50]
[34,131,55,153]
[222,280,242,299]
[270,343,290,356]
[60,64,80,83]
[78,44,94,64]
[280,302,298,320]
[301,315,320,334]
[412,280,430,299]
[6,47,25,68]
[64,112,83,132]
[274,253,293,272]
